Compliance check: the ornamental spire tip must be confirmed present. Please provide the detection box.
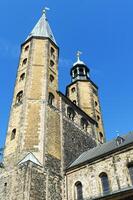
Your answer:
[77,51,82,62]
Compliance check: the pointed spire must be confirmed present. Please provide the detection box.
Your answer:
[26,9,57,45]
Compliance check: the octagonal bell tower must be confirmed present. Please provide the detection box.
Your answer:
[66,52,105,143]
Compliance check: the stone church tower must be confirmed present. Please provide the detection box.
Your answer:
[0,10,105,200]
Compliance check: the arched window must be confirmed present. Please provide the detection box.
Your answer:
[22,58,27,66]
[51,47,55,59]
[81,118,88,131]
[11,129,16,140]
[95,101,98,107]
[48,92,55,106]
[67,107,75,121]
[74,69,77,77]
[16,91,23,104]
[99,172,110,194]
[50,74,54,82]
[79,67,84,75]
[97,115,100,121]
[19,73,25,81]
[75,181,83,200]
[71,87,76,93]
[128,163,133,185]
[99,132,104,143]
[24,45,29,52]
[50,60,54,67]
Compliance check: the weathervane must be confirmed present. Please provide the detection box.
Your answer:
[42,7,50,15]
[77,51,82,61]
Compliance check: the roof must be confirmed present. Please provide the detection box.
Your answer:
[26,10,57,45]
[18,152,42,166]
[67,132,133,170]
[73,57,86,67]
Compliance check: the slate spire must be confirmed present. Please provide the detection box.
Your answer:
[26,9,57,45]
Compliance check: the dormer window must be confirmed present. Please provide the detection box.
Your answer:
[116,136,125,146]
[67,107,75,121]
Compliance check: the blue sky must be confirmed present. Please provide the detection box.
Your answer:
[0,0,133,150]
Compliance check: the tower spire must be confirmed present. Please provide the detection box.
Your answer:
[77,51,82,62]
[26,8,57,45]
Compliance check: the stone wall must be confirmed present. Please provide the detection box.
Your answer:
[66,147,133,200]
[60,96,97,168]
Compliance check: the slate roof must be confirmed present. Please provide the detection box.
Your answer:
[68,132,133,170]
[26,10,57,45]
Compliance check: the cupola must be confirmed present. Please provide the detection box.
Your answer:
[71,51,90,82]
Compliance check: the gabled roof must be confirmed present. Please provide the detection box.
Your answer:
[26,10,57,45]
[18,152,42,166]
[67,132,133,170]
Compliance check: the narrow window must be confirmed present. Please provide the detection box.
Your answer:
[4,183,7,187]
[95,101,98,107]
[100,172,110,194]
[67,107,75,121]
[19,73,25,81]
[97,115,100,121]
[16,91,23,104]
[50,74,54,82]
[48,92,55,106]
[128,163,133,185]
[81,118,88,131]
[50,60,54,67]
[22,58,27,66]
[74,69,77,77]
[11,129,16,140]
[99,132,104,143]
[75,181,83,200]
[24,45,29,52]
[79,67,84,75]
[71,87,76,93]
[51,47,55,59]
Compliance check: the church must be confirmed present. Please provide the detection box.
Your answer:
[0,9,133,200]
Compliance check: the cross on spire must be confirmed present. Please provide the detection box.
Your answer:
[77,51,82,62]
[42,7,50,17]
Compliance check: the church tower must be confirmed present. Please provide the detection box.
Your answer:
[66,52,105,143]
[4,10,60,167]
[0,10,104,200]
